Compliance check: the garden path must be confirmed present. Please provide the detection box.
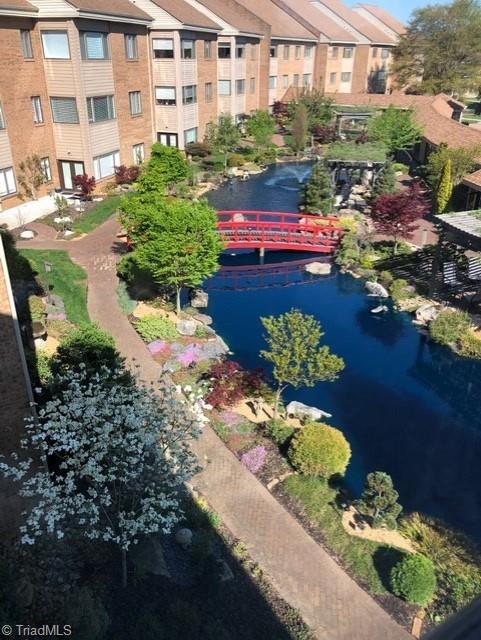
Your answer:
[20,218,412,640]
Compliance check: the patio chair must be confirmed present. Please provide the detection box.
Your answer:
[443,262,460,287]
[468,256,481,281]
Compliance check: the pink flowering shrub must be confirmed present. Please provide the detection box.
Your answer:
[240,446,267,474]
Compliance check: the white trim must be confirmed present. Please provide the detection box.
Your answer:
[78,11,151,25]
[0,9,38,17]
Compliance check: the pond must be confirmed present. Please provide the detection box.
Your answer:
[206,162,481,543]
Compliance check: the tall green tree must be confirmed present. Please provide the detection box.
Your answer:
[260,309,344,417]
[287,89,334,129]
[245,110,276,147]
[205,114,241,169]
[290,104,309,153]
[123,197,223,314]
[392,0,481,95]
[425,142,481,188]
[356,471,403,530]
[136,143,189,196]
[436,158,454,213]
[304,162,333,213]
[367,107,422,154]
[372,160,398,198]
[18,154,45,201]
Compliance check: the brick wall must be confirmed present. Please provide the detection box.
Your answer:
[0,17,58,210]
[110,23,154,166]
[351,44,370,93]
[196,33,218,141]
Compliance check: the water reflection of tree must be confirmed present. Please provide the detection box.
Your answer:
[355,305,405,347]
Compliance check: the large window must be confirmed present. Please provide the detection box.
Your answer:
[304,45,313,58]
[80,32,109,60]
[270,44,277,58]
[87,95,115,123]
[0,103,6,129]
[236,43,245,59]
[133,143,145,164]
[20,30,33,59]
[152,38,173,59]
[249,77,255,94]
[182,85,197,105]
[184,127,198,145]
[155,87,176,106]
[205,82,212,103]
[125,34,138,60]
[41,31,70,59]
[40,157,52,181]
[236,79,245,95]
[204,40,212,59]
[181,39,195,59]
[343,47,354,59]
[283,45,289,60]
[93,150,120,179]
[0,167,15,196]
[269,75,277,89]
[129,91,142,116]
[50,97,79,123]
[341,71,352,82]
[218,43,231,59]
[31,96,44,124]
[218,80,231,96]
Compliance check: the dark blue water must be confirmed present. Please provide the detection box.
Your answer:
[206,162,481,542]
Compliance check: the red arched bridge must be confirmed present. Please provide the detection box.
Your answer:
[217,211,344,253]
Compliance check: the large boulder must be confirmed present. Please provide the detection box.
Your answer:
[197,336,229,360]
[365,281,389,298]
[176,319,198,336]
[415,303,440,325]
[193,313,213,326]
[190,288,209,308]
[305,262,332,276]
[286,401,332,421]
[19,229,35,240]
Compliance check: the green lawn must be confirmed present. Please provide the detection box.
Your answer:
[19,249,89,324]
[282,475,405,595]
[72,195,122,233]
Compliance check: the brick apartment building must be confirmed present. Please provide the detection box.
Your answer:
[0,0,403,212]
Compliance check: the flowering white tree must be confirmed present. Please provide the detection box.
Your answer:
[0,368,205,587]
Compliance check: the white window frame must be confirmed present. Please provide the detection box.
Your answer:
[283,45,289,60]
[236,79,245,95]
[270,44,277,58]
[295,45,301,60]
[381,48,390,59]
[331,46,338,59]
[87,95,115,123]
[125,34,138,60]
[204,40,212,59]
[152,38,174,59]
[0,167,16,196]
[303,73,311,87]
[31,96,44,124]
[343,47,354,59]
[133,143,145,164]
[341,71,352,82]
[184,127,198,145]
[218,43,231,59]
[282,74,289,88]
[40,157,52,181]
[80,31,109,60]
[181,39,195,60]
[50,97,79,124]
[329,72,337,84]
[155,86,176,106]
[218,80,231,96]
[0,103,5,130]
[182,85,197,105]
[269,75,277,89]
[20,29,33,59]
[304,45,313,58]
[129,91,142,116]
[93,150,120,180]
[236,43,245,59]
[41,31,70,59]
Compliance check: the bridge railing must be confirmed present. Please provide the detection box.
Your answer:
[217,210,341,226]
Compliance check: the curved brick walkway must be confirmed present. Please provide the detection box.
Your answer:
[21,218,411,640]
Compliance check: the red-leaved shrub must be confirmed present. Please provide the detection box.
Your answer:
[311,125,338,144]
[73,174,96,200]
[114,165,140,185]
[206,360,265,409]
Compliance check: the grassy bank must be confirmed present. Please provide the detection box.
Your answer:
[19,249,89,324]
[72,195,122,233]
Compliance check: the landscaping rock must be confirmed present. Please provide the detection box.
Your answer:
[130,537,171,578]
[49,294,65,309]
[415,303,440,325]
[194,313,213,325]
[46,311,66,322]
[197,336,229,360]
[176,319,198,336]
[365,281,389,298]
[175,528,193,548]
[190,288,208,308]
[19,229,35,240]
[286,401,332,421]
[305,262,332,276]
[31,320,46,339]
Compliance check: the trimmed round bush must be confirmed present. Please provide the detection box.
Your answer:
[266,418,295,446]
[288,422,351,478]
[390,554,437,606]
